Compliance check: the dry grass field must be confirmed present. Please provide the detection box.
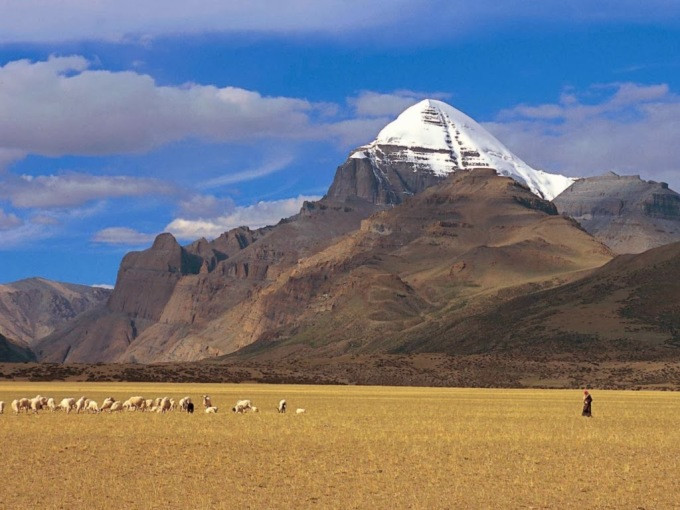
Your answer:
[1,383,679,509]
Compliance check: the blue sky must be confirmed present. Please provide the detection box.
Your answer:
[1,1,680,286]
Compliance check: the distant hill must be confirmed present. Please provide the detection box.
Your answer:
[414,240,680,361]
[0,278,111,350]
[554,172,680,254]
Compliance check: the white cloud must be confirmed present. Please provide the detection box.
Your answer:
[91,284,114,289]
[200,156,295,189]
[0,172,175,208]
[177,194,235,219]
[0,222,51,249]
[0,56,323,157]
[166,195,320,240]
[0,209,22,230]
[92,227,157,245]
[484,82,680,191]
[0,1,677,44]
[349,90,451,117]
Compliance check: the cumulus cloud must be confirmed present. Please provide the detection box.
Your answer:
[0,209,22,230]
[0,172,176,208]
[0,56,322,157]
[484,82,680,190]
[92,227,157,245]
[166,195,320,240]
[0,1,677,44]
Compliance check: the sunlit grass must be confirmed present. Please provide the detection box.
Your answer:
[1,383,678,508]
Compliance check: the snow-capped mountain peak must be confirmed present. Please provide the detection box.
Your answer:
[350,99,575,201]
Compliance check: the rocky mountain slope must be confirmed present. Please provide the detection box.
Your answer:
[327,99,575,205]
[554,172,680,254]
[222,169,612,359]
[30,99,680,366]
[0,278,110,349]
[35,199,379,362]
[423,240,680,361]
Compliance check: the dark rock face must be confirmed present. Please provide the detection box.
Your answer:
[326,147,447,205]
[554,172,680,254]
[0,332,35,362]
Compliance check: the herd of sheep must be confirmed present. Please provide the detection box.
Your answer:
[0,395,306,415]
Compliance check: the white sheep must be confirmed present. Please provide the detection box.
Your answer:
[296,408,306,414]
[47,398,57,412]
[202,395,212,409]
[250,406,259,413]
[11,399,20,414]
[232,399,252,413]
[205,406,218,414]
[0,401,4,414]
[169,399,176,411]
[18,398,31,412]
[30,395,46,413]
[86,400,99,413]
[178,397,190,412]
[59,398,76,413]
[109,401,123,412]
[128,396,146,411]
[100,397,115,412]
[145,399,154,410]
[278,399,287,413]
[75,396,87,414]
[157,397,171,413]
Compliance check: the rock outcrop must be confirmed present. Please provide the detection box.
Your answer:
[554,172,680,254]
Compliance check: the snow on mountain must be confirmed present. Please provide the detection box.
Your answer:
[351,99,575,201]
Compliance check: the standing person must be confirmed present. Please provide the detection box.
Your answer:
[582,390,593,417]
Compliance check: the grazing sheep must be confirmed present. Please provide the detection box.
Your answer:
[128,396,146,411]
[187,402,194,414]
[278,399,287,413]
[100,397,115,412]
[59,398,76,413]
[18,398,31,412]
[145,399,154,410]
[169,399,176,411]
[109,401,123,412]
[178,397,188,412]
[154,397,162,407]
[11,399,20,414]
[202,395,212,409]
[205,406,218,414]
[30,395,46,413]
[47,398,57,412]
[232,400,252,413]
[296,408,306,414]
[86,400,99,413]
[0,401,4,414]
[157,397,171,413]
[75,396,88,414]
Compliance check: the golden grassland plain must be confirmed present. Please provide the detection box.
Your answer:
[1,383,679,509]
